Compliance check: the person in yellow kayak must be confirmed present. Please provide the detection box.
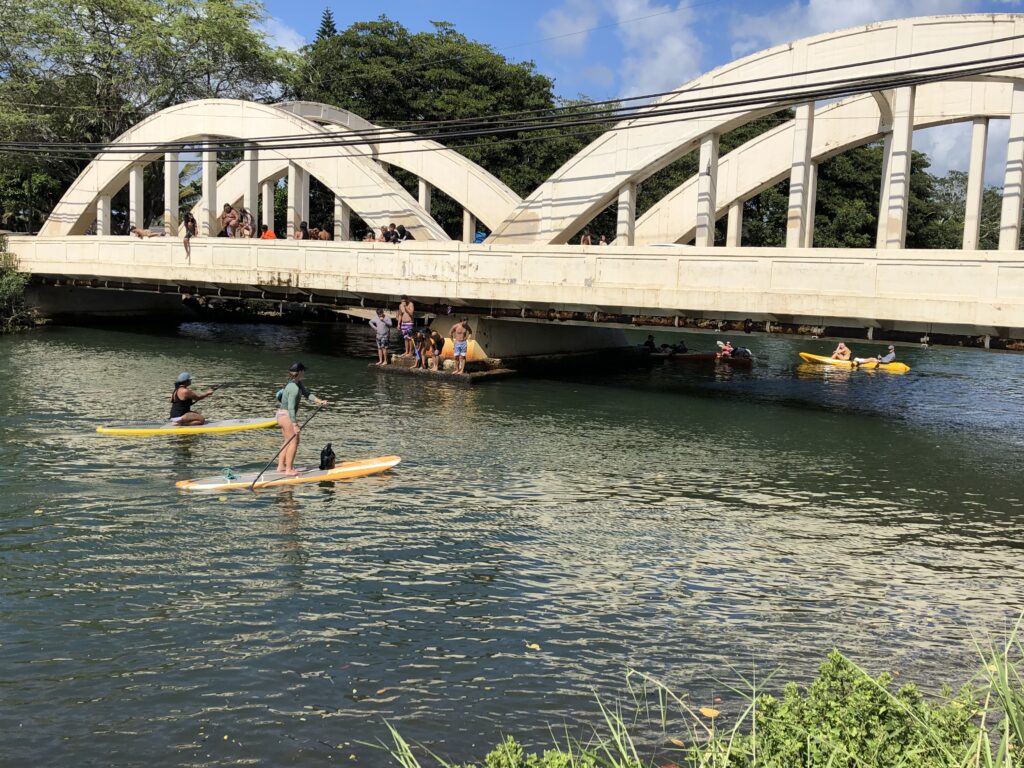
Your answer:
[170,372,214,426]
[275,362,328,476]
[854,344,898,366]
[831,342,852,361]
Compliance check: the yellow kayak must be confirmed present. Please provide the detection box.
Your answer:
[97,417,279,437]
[176,455,402,491]
[799,352,910,373]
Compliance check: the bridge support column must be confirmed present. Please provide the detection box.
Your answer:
[463,210,477,243]
[334,196,350,241]
[243,148,259,221]
[879,86,915,249]
[616,182,637,245]
[999,83,1024,251]
[803,162,817,248]
[875,132,893,248]
[786,101,815,248]
[963,118,989,250]
[418,179,432,215]
[695,133,719,247]
[201,146,217,236]
[96,195,111,236]
[299,167,310,227]
[287,162,302,238]
[726,201,743,247]
[128,163,144,229]
[261,180,275,232]
[163,152,179,235]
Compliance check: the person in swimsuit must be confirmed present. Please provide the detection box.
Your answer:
[398,296,415,357]
[428,329,445,371]
[368,308,393,366]
[450,317,472,375]
[831,342,852,361]
[182,212,198,259]
[275,362,328,476]
[169,372,214,426]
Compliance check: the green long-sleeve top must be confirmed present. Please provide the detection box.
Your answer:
[278,380,317,421]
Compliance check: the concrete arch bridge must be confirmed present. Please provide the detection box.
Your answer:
[11,13,1024,353]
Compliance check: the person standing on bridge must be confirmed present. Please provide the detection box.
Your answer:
[450,317,472,375]
[398,297,415,357]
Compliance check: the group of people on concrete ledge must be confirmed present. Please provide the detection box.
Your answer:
[578,231,610,245]
[362,223,416,243]
[368,297,473,374]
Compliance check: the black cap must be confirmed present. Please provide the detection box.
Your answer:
[288,362,306,373]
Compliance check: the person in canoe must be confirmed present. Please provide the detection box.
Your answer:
[275,362,328,476]
[854,344,898,366]
[831,342,852,361]
[170,372,214,426]
[717,340,734,357]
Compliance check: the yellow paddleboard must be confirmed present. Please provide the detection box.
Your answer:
[798,352,910,373]
[97,417,279,437]
[176,455,401,491]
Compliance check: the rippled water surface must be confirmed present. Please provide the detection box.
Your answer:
[2,323,1023,766]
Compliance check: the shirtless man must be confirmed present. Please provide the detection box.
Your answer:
[831,342,852,361]
[398,296,415,357]
[219,204,239,237]
[450,317,472,374]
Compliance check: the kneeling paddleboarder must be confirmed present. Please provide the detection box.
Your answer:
[276,362,328,476]
[170,372,214,426]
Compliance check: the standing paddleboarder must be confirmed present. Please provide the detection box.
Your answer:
[275,362,328,476]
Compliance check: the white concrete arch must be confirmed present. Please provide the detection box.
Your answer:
[632,79,1019,245]
[41,99,449,240]
[486,13,1024,245]
[206,101,522,233]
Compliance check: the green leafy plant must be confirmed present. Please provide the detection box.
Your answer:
[0,237,33,332]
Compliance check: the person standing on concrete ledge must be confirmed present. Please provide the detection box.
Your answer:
[450,317,472,375]
[369,308,392,366]
[398,297,415,357]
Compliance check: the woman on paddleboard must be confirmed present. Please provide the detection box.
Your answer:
[170,372,214,426]
[276,362,328,476]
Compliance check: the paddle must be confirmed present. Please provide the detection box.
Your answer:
[249,404,326,491]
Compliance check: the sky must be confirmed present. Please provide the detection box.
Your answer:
[259,0,1024,184]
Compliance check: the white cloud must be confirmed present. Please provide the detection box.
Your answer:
[610,0,703,97]
[730,0,976,57]
[260,16,307,52]
[537,0,603,57]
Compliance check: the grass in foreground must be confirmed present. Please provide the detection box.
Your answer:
[386,621,1024,768]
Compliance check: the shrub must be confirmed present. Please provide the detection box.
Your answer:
[0,237,33,332]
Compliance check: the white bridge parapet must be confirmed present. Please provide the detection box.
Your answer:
[9,237,1024,336]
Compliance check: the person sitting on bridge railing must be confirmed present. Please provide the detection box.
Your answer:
[182,212,198,258]
[258,223,276,240]
[236,208,255,238]
[219,204,239,237]
[396,224,415,242]
[376,226,389,243]
[295,221,310,240]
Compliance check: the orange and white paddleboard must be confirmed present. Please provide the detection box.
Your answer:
[176,455,401,491]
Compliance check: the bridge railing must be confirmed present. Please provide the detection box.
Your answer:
[7,236,1024,334]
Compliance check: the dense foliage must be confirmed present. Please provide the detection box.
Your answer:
[0,239,33,332]
[392,643,1024,768]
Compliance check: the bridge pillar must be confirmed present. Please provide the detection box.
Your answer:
[803,162,817,248]
[695,133,719,247]
[201,147,217,236]
[875,132,893,249]
[418,179,432,214]
[334,196,351,241]
[963,118,989,250]
[786,101,815,248]
[725,201,743,247]
[616,182,637,246]
[243,148,259,220]
[879,86,915,249]
[999,82,1024,251]
[96,195,111,236]
[463,210,477,243]
[287,162,303,238]
[299,167,310,226]
[128,163,144,229]
[261,180,275,231]
[163,153,179,235]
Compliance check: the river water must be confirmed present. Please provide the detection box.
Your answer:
[2,322,1022,766]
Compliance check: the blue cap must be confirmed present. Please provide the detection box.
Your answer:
[176,372,192,384]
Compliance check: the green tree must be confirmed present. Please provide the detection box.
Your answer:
[0,0,292,231]
[316,7,337,40]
